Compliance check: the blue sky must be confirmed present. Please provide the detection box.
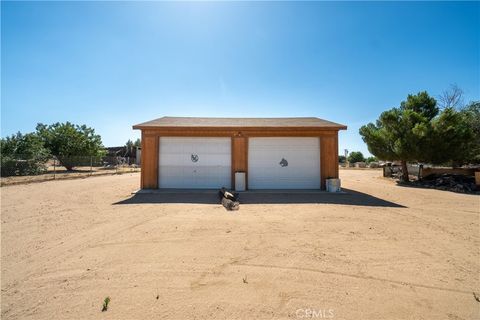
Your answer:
[1,1,479,155]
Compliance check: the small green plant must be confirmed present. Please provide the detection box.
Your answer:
[102,296,110,312]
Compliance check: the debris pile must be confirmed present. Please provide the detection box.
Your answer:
[412,174,477,193]
[219,187,240,211]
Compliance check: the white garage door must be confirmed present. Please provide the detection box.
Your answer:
[248,137,320,189]
[159,137,231,189]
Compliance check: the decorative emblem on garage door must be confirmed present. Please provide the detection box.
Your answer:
[279,158,288,167]
[191,154,199,163]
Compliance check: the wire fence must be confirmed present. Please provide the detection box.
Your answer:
[1,155,140,186]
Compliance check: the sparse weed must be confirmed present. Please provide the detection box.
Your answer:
[102,296,110,312]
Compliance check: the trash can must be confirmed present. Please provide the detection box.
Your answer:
[235,172,246,191]
[326,178,341,192]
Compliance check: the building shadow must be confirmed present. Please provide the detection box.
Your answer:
[113,188,405,208]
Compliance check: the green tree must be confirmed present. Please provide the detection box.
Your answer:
[424,107,474,166]
[360,91,436,181]
[0,132,50,176]
[338,155,346,163]
[126,139,141,149]
[347,151,365,164]
[459,101,480,164]
[400,91,439,120]
[134,138,141,147]
[125,139,134,155]
[36,122,106,170]
[126,138,141,156]
[365,156,378,164]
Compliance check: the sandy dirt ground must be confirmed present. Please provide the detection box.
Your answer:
[1,170,479,320]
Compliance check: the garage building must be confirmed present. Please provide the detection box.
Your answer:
[133,117,347,190]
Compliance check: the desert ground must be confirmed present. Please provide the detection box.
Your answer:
[1,170,479,320]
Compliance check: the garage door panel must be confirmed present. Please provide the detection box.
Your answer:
[159,137,231,189]
[195,154,231,166]
[159,154,184,166]
[248,137,320,189]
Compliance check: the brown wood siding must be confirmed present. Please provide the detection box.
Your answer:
[320,135,339,190]
[232,136,248,189]
[139,128,342,190]
[140,134,159,189]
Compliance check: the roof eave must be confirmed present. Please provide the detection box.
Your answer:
[132,125,347,131]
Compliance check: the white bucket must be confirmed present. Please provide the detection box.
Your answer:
[326,179,341,192]
[235,172,246,191]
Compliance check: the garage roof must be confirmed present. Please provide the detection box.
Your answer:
[133,117,347,130]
